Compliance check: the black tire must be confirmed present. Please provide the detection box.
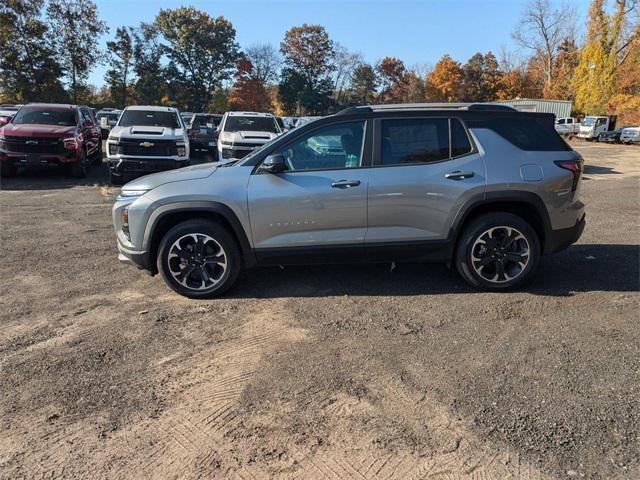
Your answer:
[157,219,241,298]
[92,142,103,165]
[0,162,17,178]
[455,212,540,291]
[109,169,125,186]
[68,149,87,178]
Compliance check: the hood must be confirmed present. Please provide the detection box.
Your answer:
[1,123,77,137]
[121,162,218,191]
[220,130,278,143]
[110,125,185,139]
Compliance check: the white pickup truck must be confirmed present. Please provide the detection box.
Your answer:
[578,115,617,140]
[106,106,190,185]
[554,117,580,136]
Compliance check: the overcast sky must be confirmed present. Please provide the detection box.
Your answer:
[89,0,592,86]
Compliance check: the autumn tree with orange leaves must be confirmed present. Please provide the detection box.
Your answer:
[228,59,271,112]
[426,55,464,102]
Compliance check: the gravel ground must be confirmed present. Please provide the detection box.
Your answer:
[0,142,639,479]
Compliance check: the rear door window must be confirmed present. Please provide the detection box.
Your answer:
[380,118,449,165]
[450,118,473,157]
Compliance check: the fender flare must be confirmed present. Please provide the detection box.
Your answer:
[143,201,256,268]
[448,190,552,247]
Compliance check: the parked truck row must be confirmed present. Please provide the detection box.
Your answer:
[1,103,637,185]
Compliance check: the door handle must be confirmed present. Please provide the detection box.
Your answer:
[444,171,475,180]
[331,180,361,188]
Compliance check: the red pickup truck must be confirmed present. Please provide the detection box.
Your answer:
[0,103,102,178]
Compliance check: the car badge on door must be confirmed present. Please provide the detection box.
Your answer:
[140,142,154,148]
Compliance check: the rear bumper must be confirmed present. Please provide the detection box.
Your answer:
[544,214,585,254]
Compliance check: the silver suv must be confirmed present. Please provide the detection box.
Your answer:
[112,103,585,298]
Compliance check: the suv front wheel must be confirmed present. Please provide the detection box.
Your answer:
[157,220,241,298]
[455,212,540,290]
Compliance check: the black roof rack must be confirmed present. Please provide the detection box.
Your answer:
[335,103,516,115]
[335,106,373,116]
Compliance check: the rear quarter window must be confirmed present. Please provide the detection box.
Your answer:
[469,116,571,151]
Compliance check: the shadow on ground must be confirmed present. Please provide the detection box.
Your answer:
[232,243,639,298]
[583,164,623,175]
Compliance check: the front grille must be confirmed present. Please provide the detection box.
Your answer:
[119,159,182,172]
[234,142,264,149]
[116,139,177,157]
[233,149,251,159]
[0,135,65,154]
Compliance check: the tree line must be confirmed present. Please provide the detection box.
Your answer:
[1,0,638,122]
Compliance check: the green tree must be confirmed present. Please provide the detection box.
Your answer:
[347,64,378,105]
[47,0,107,103]
[154,7,239,111]
[132,23,166,106]
[105,26,134,108]
[277,67,306,114]
[0,0,66,102]
[462,52,502,101]
[279,24,336,114]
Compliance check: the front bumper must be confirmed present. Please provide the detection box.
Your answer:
[219,144,263,160]
[1,150,78,166]
[620,135,640,144]
[544,214,586,254]
[117,245,153,274]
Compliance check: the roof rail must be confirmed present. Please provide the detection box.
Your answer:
[335,106,373,116]
[336,103,517,114]
[467,104,516,112]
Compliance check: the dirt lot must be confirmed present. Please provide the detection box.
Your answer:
[1,142,639,480]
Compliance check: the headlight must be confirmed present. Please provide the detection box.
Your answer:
[119,189,148,197]
[63,136,78,149]
[108,143,122,156]
[120,206,130,240]
[175,140,186,156]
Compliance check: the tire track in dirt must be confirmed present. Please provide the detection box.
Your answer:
[112,299,307,479]
[226,375,553,480]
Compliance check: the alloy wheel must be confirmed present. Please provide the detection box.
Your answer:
[470,226,531,283]
[167,233,227,290]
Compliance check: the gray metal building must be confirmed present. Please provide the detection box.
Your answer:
[496,98,572,118]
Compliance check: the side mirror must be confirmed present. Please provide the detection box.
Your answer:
[0,116,9,126]
[260,154,287,173]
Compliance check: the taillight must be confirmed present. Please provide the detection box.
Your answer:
[554,159,583,191]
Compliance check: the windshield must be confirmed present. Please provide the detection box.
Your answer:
[224,116,279,133]
[97,112,119,120]
[192,115,220,129]
[12,107,77,126]
[119,110,180,128]
[582,117,596,126]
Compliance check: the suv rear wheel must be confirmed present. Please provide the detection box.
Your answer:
[455,212,540,290]
[157,220,241,298]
